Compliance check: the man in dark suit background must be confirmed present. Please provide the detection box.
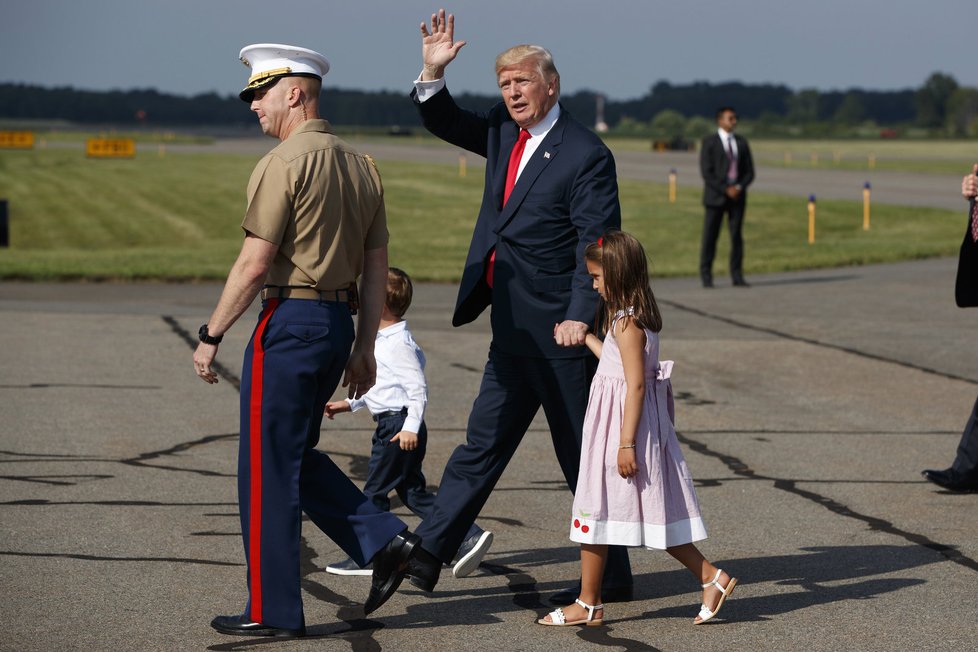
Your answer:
[699,107,755,288]
[401,8,633,604]
[921,164,978,492]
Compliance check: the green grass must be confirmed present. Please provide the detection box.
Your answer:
[0,147,965,282]
[620,183,962,278]
[607,137,978,175]
[0,121,215,145]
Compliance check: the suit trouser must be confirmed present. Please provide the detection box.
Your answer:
[363,413,482,548]
[951,393,978,478]
[700,198,746,280]
[238,298,406,629]
[414,346,633,587]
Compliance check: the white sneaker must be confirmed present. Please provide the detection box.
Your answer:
[325,557,372,576]
[452,531,493,578]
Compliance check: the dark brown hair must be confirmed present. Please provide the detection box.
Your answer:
[585,230,662,336]
[386,267,413,318]
[715,106,736,121]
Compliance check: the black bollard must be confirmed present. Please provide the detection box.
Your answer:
[0,199,7,248]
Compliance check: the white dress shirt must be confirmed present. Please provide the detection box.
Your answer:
[346,320,427,434]
[413,74,561,181]
[718,127,739,158]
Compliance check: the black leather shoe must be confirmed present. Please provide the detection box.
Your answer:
[922,468,978,492]
[547,583,634,605]
[363,529,420,615]
[210,614,305,638]
[732,277,750,287]
[407,545,442,591]
[702,276,714,288]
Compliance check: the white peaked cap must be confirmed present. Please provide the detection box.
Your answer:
[238,43,330,102]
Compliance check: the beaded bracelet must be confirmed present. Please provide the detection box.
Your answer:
[619,444,636,449]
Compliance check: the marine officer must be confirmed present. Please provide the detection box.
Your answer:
[194,43,418,638]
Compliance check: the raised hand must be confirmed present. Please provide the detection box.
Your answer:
[962,163,978,199]
[420,8,466,80]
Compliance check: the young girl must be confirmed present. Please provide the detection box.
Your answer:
[538,230,737,627]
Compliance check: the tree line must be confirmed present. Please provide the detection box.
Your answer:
[1,72,975,138]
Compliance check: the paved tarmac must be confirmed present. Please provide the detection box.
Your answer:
[1,258,976,651]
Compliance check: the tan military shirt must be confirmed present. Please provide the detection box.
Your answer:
[242,119,388,291]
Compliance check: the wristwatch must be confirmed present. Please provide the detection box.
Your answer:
[198,324,223,345]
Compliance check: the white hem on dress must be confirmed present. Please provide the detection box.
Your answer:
[569,516,707,549]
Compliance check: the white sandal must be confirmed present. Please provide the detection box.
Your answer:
[695,569,737,624]
[537,598,604,627]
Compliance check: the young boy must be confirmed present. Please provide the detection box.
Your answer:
[324,267,493,577]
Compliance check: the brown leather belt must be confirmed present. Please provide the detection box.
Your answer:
[260,285,352,304]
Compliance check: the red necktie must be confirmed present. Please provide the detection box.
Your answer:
[503,129,531,205]
[487,129,531,288]
[971,201,978,243]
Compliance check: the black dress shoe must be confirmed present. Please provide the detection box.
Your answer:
[547,583,634,605]
[363,529,420,615]
[922,468,978,492]
[732,277,750,287]
[210,614,305,638]
[407,545,442,591]
[702,277,714,288]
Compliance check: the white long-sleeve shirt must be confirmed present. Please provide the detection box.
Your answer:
[347,320,427,434]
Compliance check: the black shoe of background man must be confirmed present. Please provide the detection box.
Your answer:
[548,582,634,605]
[701,275,714,288]
[921,468,978,492]
[210,614,305,638]
[406,545,442,592]
[363,529,420,616]
[732,276,750,287]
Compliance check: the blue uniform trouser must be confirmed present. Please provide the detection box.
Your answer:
[414,346,632,587]
[238,297,406,630]
[363,412,482,551]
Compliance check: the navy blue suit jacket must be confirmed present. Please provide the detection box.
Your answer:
[956,200,978,308]
[412,87,622,358]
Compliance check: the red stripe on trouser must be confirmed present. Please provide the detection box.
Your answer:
[247,298,278,623]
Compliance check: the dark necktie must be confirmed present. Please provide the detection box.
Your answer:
[487,128,531,288]
[725,137,737,182]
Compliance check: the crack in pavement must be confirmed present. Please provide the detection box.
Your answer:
[659,298,978,386]
[0,549,241,566]
[676,429,978,573]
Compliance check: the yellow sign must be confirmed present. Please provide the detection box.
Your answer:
[86,138,136,158]
[0,131,34,149]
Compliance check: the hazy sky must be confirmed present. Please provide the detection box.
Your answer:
[2,1,975,100]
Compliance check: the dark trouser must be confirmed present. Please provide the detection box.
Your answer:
[700,197,747,281]
[414,347,632,587]
[951,393,978,478]
[363,411,482,546]
[238,297,406,630]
